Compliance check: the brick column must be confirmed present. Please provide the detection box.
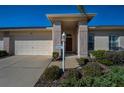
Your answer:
[77,22,88,57]
[52,21,61,56]
[3,32,10,54]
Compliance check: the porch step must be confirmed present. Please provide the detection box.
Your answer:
[65,57,77,61]
[49,57,79,69]
[65,55,78,59]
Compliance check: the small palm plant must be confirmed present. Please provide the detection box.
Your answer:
[77,5,88,18]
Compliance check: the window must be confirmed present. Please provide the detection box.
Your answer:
[109,35,119,50]
[88,34,94,50]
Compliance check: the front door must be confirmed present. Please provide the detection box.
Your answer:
[66,37,72,52]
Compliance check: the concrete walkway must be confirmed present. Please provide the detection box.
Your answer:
[49,56,79,69]
[0,55,51,87]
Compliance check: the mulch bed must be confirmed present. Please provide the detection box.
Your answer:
[34,80,62,87]
[34,68,75,87]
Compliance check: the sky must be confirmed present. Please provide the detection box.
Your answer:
[0,5,124,27]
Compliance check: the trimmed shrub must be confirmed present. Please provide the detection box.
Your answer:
[98,59,113,66]
[77,57,89,66]
[42,66,61,81]
[61,76,78,87]
[61,69,82,87]
[52,52,59,61]
[106,51,124,65]
[62,69,82,79]
[93,66,124,87]
[0,50,9,57]
[91,50,124,65]
[61,66,124,87]
[91,50,107,60]
[119,51,124,63]
[76,76,94,87]
[61,75,95,87]
[81,62,103,77]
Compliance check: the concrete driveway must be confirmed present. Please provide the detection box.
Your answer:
[0,55,51,87]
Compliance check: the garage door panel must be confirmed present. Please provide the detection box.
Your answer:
[15,40,52,55]
[14,31,52,55]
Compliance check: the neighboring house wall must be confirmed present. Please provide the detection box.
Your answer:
[89,30,124,51]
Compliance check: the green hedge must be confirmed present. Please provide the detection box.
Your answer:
[91,50,107,59]
[62,69,81,79]
[42,65,61,81]
[90,50,124,65]
[52,52,59,61]
[77,57,89,66]
[0,50,9,57]
[61,69,80,87]
[98,59,113,66]
[106,51,124,65]
[92,66,124,87]
[61,66,124,87]
[81,62,103,77]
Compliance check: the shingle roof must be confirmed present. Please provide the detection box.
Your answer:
[0,26,52,31]
[89,25,124,31]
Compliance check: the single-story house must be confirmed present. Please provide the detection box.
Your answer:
[0,13,124,57]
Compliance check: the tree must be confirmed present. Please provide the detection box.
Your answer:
[77,5,88,18]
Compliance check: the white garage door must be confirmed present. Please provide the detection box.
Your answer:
[14,31,53,55]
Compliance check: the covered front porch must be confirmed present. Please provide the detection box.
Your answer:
[47,14,95,57]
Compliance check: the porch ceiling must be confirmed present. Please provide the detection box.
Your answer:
[61,21,78,30]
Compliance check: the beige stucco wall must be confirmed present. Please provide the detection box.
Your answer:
[10,30,52,40]
[94,35,109,50]
[89,30,124,50]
